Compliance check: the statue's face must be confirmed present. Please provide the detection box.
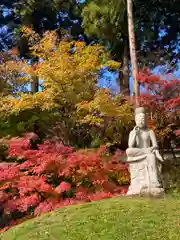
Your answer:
[135,113,146,128]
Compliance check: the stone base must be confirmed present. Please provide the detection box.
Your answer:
[126,152,164,198]
[127,186,164,197]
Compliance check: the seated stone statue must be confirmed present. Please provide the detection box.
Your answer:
[126,107,164,195]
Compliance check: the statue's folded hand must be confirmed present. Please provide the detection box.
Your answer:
[133,126,140,135]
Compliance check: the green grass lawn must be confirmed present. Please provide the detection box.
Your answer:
[1,196,180,240]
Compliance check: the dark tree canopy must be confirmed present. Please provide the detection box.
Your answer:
[134,0,180,69]
[0,0,84,52]
[1,0,180,66]
[82,0,180,69]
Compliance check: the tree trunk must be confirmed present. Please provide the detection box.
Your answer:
[119,38,130,96]
[127,0,139,99]
[31,75,39,93]
[0,80,4,94]
[31,58,39,93]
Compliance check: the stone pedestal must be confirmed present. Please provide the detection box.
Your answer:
[126,156,164,196]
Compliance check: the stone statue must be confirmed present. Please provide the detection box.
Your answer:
[126,107,164,196]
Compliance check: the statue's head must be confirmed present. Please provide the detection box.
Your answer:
[135,107,147,129]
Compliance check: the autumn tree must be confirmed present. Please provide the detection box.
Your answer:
[137,69,180,151]
[77,88,134,149]
[0,51,29,95]
[0,0,83,92]
[0,30,123,147]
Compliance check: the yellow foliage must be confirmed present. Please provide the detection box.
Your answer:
[0,53,30,95]
[0,93,47,116]
[1,30,120,118]
[0,96,18,117]
[30,31,58,59]
[77,88,133,127]
[155,127,172,139]
[21,26,40,47]
[148,118,173,141]
[12,93,50,112]
[24,34,119,108]
[105,60,121,70]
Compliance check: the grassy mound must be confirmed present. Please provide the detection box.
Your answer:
[1,196,180,240]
